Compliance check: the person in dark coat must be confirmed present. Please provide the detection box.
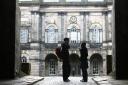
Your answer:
[61,38,71,82]
[79,42,88,82]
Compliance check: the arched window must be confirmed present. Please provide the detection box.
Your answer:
[45,24,58,43]
[90,53,103,76]
[45,54,58,76]
[67,24,80,43]
[89,23,102,47]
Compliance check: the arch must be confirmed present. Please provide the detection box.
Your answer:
[67,24,80,30]
[90,53,103,61]
[45,53,58,61]
[89,22,102,30]
[21,56,27,63]
[45,53,58,76]
[69,53,80,76]
[46,24,58,30]
[90,53,103,76]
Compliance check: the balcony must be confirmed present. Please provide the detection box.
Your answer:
[44,42,80,49]
[69,43,80,48]
[20,43,30,50]
[44,43,58,49]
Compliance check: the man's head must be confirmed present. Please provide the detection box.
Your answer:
[81,42,86,48]
[64,38,69,43]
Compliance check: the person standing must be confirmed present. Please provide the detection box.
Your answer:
[79,42,88,82]
[61,38,71,82]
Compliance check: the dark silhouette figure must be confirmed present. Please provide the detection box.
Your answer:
[61,38,71,82]
[79,42,88,82]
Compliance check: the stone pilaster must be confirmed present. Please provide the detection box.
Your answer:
[38,12,46,76]
[85,12,89,42]
[31,11,39,42]
[58,61,62,76]
[58,12,67,41]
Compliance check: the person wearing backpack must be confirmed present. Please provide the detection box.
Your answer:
[61,38,71,82]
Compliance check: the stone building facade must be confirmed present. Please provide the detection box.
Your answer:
[19,0,113,76]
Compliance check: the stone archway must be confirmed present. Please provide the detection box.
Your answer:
[45,53,58,76]
[90,53,103,76]
[69,53,80,76]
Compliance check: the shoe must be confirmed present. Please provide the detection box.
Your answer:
[64,79,70,82]
[80,79,87,82]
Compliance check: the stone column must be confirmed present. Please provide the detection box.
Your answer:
[102,12,106,43]
[58,12,66,41]
[15,4,21,77]
[102,51,107,75]
[58,61,63,76]
[31,11,39,42]
[38,12,46,76]
[80,12,86,42]
[38,12,42,76]
[104,11,109,42]
[85,12,89,42]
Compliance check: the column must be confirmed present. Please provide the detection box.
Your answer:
[102,12,107,43]
[31,11,39,42]
[58,61,63,75]
[38,12,43,76]
[58,12,66,41]
[39,12,45,76]
[104,11,109,42]
[102,52,107,75]
[86,12,89,43]
[80,12,86,42]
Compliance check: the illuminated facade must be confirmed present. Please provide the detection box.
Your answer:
[19,0,113,76]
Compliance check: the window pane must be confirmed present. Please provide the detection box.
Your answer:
[43,0,59,2]
[20,29,28,43]
[66,0,81,2]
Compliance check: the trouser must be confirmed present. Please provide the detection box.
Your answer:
[62,63,71,81]
[82,67,88,81]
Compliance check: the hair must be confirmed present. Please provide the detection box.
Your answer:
[64,38,69,41]
[81,42,86,47]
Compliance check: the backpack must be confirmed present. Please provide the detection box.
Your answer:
[55,47,63,59]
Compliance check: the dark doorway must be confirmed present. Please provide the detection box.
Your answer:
[107,55,112,75]
[69,53,80,76]
[45,54,58,76]
[90,53,103,76]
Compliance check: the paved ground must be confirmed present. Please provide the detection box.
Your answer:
[34,76,97,85]
[0,76,44,85]
[92,76,128,85]
[0,76,128,85]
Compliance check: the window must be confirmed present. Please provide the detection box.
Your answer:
[89,24,102,43]
[66,0,81,2]
[43,0,59,2]
[49,59,57,75]
[92,59,99,75]
[20,29,28,43]
[67,24,80,43]
[45,24,58,43]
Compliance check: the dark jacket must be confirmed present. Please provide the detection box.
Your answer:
[80,47,88,68]
[61,42,70,63]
